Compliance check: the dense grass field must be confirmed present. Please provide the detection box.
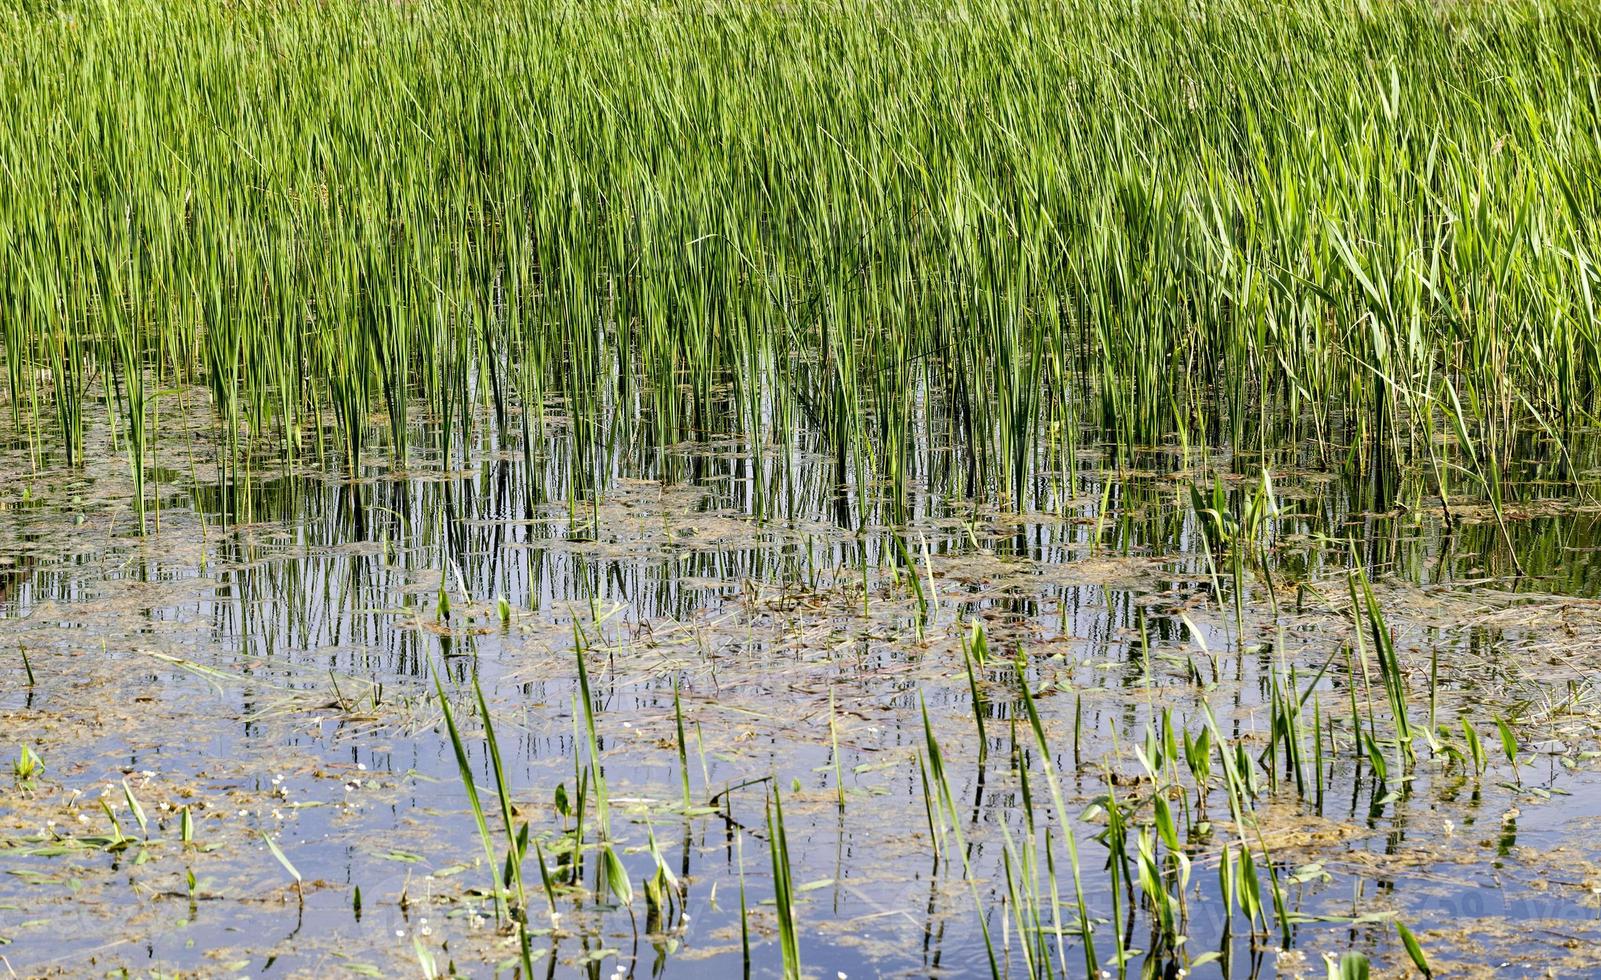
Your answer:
[2,0,1599,518]
[5,1,1601,977]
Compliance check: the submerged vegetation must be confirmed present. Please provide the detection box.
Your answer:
[2,0,1601,976]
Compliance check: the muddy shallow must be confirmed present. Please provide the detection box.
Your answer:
[5,414,1601,978]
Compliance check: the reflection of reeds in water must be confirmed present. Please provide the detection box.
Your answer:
[16,461,1590,976]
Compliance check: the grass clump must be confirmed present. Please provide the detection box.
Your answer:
[0,0,1596,521]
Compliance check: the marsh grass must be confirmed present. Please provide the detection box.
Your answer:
[3,0,1596,973]
[432,664,509,921]
[261,831,302,901]
[765,788,801,979]
[0,0,1597,524]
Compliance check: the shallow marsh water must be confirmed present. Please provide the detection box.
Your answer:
[4,408,1601,978]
